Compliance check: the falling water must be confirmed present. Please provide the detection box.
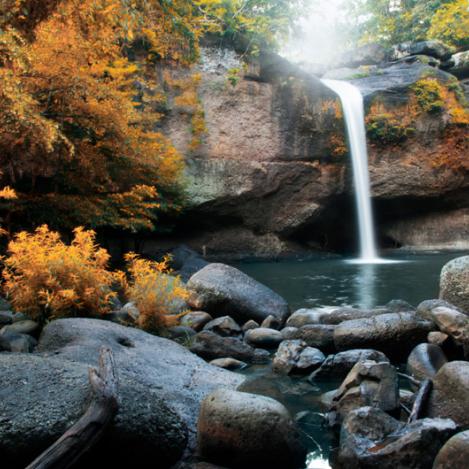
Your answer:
[321,79,379,263]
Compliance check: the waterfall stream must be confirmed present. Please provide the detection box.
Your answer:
[321,79,380,263]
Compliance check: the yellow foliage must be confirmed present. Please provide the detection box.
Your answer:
[123,253,189,332]
[2,225,117,322]
[428,0,469,48]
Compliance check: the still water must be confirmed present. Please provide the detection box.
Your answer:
[234,251,467,311]
[234,250,466,468]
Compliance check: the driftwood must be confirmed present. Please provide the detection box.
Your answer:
[26,347,118,469]
[397,372,421,387]
[408,378,432,423]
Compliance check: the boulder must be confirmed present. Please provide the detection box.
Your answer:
[0,353,187,469]
[260,314,281,330]
[197,389,307,469]
[280,326,300,339]
[0,331,37,353]
[244,328,283,349]
[203,316,242,338]
[417,299,462,320]
[428,361,469,429]
[187,264,289,324]
[190,331,269,364]
[319,307,389,325]
[120,302,140,321]
[338,406,457,469]
[406,343,447,382]
[180,311,213,332]
[273,340,325,375]
[440,256,469,313]
[427,331,450,346]
[330,360,399,423]
[310,349,389,381]
[209,357,247,371]
[170,245,209,282]
[37,319,243,451]
[286,309,323,327]
[434,430,469,469]
[446,50,469,79]
[0,311,13,326]
[333,312,434,361]
[392,40,453,61]
[166,325,197,343]
[242,319,259,332]
[1,319,40,337]
[427,306,469,349]
[289,324,336,353]
[385,299,415,313]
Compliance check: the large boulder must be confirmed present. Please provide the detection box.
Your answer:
[187,263,289,324]
[37,319,243,451]
[310,349,389,381]
[333,312,434,361]
[434,430,469,469]
[428,361,469,429]
[0,353,187,469]
[190,330,269,364]
[338,406,457,469]
[440,256,469,313]
[197,389,307,468]
[406,343,447,383]
[330,360,399,424]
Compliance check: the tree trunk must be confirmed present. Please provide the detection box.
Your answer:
[26,347,118,469]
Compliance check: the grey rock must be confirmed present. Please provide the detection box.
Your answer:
[319,389,338,410]
[209,358,247,371]
[0,353,188,469]
[0,297,11,310]
[203,316,242,337]
[291,324,336,353]
[171,245,209,282]
[428,361,469,429]
[334,312,434,361]
[319,307,388,325]
[286,309,323,327]
[440,256,469,313]
[120,302,140,321]
[310,349,390,381]
[280,326,300,339]
[446,50,469,79]
[0,331,37,352]
[197,389,307,469]
[273,340,325,375]
[331,360,399,423]
[338,406,457,469]
[104,309,137,326]
[416,299,462,320]
[242,319,259,332]
[434,430,469,469]
[2,319,39,337]
[11,312,29,323]
[180,311,213,331]
[167,325,197,342]
[37,318,243,450]
[385,299,415,313]
[260,314,281,330]
[428,306,469,348]
[392,40,453,61]
[244,328,283,349]
[190,331,269,364]
[187,263,289,324]
[0,311,13,326]
[406,343,447,383]
[427,331,450,346]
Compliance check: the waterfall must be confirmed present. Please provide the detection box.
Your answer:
[321,79,379,263]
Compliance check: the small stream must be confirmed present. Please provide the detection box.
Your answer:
[233,250,466,468]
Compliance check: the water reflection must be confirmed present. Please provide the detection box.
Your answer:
[355,263,376,309]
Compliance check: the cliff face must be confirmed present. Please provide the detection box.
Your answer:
[158,46,469,257]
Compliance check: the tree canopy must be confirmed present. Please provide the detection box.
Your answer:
[0,0,306,234]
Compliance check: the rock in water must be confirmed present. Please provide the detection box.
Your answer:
[197,389,306,469]
[331,360,399,423]
[190,330,269,364]
[406,343,447,382]
[440,256,469,313]
[37,319,243,455]
[338,406,457,469]
[0,353,187,469]
[333,312,434,361]
[428,361,469,429]
[434,430,469,469]
[187,263,289,324]
[310,349,389,381]
[273,340,325,375]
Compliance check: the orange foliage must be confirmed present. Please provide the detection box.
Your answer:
[122,253,189,332]
[2,225,117,322]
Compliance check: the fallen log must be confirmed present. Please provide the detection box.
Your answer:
[408,378,432,423]
[26,347,118,469]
